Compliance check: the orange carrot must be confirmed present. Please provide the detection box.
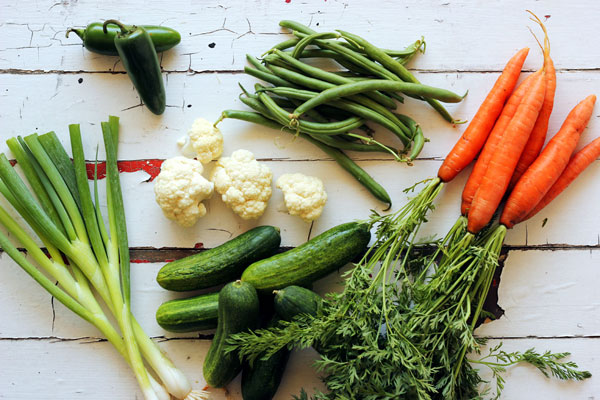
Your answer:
[509,14,556,188]
[467,71,546,234]
[521,135,600,222]
[437,47,529,182]
[501,95,596,228]
[461,71,540,215]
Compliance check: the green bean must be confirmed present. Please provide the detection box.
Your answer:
[242,93,357,137]
[279,21,460,123]
[271,48,373,75]
[217,106,393,154]
[241,81,379,140]
[339,37,426,58]
[279,21,398,80]
[261,85,411,146]
[257,92,365,135]
[237,95,385,153]
[292,79,464,120]
[266,64,331,90]
[246,85,382,149]
[268,37,300,52]
[311,134,398,154]
[271,49,397,109]
[286,97,330,124]
[336,31,413,84]
[245,54,271,74]
[265,65,411,139]
[239,93,342,136]
[291,80,466,127]
[216,109,392,205]
[392,113,426,160]
[244,66,296,88]
[293,49,370,73]
[337,30,461,123]
[304,135,392,205]
[291,32,339,58]
[392,113,418,139]
[409,125,425,161]
[241,85,297,110]
[329,73,405,103]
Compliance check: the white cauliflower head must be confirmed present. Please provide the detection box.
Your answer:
[276,173,327,222]
[210,149,272,220]
[180,117,224,164]
[154,156,214,227]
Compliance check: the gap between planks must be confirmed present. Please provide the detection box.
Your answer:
[2,334,599,342]
[2,244,598,264]
[4,68,600,75]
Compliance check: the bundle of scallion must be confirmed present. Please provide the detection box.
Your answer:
[0,117,205,400]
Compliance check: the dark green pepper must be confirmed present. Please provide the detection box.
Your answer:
[66,22,180,56]
[104,19,166,115]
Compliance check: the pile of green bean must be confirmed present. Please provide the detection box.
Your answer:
[216,20,465,205]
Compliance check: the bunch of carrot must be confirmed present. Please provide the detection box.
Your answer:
[441,12,598,244]
[402,13,598,395]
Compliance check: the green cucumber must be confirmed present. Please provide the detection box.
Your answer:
[203,280,260,388]
[274,286,322,320]
[157,226,281,291]
[241,222,370,292]
[241,314,290,400]
[155,292,219,332]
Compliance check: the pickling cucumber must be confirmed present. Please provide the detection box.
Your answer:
[157,226,281,291]
[241,222,370,292]
[203,280,260,388]
[155,292,219,332]
[241,314,290,400]
[274,285,322,320]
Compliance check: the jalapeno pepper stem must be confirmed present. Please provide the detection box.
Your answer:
[65,28,84,39]
[103,19,129,35]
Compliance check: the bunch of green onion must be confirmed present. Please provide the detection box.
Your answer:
[0,117,205,400]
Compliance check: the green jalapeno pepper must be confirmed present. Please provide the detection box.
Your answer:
[103,19,166,115]
[67,22,180,56]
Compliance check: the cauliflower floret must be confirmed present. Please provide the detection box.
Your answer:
[179,117,224,164]
[276,173,327,222]
[154,157,214,227]
[210,149,272,220]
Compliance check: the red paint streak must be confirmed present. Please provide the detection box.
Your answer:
[164,259,175,263]
[85,159,164,181]
[285,0,291,3]
[194,242,204,249]
[544,14,551,19]
[131,259,151,264]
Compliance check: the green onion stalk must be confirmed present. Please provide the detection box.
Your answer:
[0,117,207,400]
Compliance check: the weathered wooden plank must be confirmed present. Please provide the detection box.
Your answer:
[476,249,600,338]
[0,337,595,399]
[2,153,600,250]
[1,0,599,73]
[474,338,599,399]
[1,249,598,339]
[2,71,598,162]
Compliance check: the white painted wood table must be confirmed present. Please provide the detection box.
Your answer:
[1,1,599,398]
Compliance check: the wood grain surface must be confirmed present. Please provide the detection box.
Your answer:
[1,1,599,399]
